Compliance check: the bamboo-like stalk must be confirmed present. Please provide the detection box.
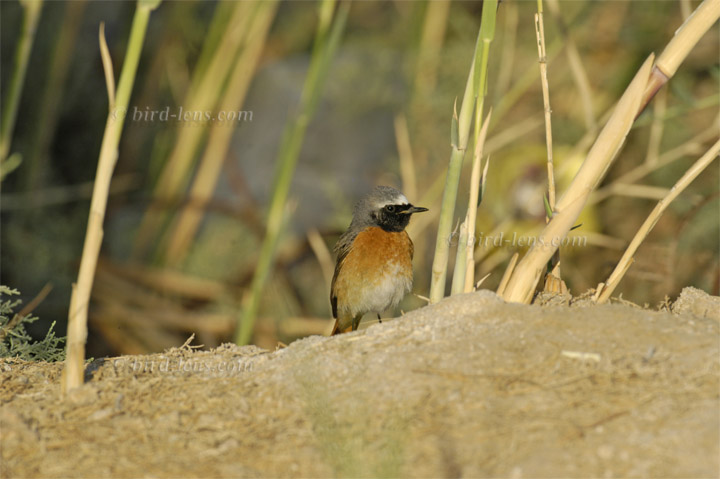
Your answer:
[0,0,43,163]
[464,154,490,293]
[62,0,160,394]
[430,1,497,303]
[132,1,253,260]
[472,0,497,144]
[451,1,497,296]
[597,139,720,303]
[450,111,490,295]
[394,113,417,202]
[535,1,555,213]
[591,113,719,205]
[163,1,277,266]
[500,0,720,304]
[639,0,720,114]
[499,55,655,304]
[235,0,349,345]
[450,220,468,295]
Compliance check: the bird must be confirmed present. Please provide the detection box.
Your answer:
[330,186,428,335]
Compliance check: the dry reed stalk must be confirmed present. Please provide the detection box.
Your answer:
[499,55,655,304]
[450,221,469,295]
[460,112,491,293]
[534,3,556,212]
[491,39,561,130]
[597,139,720,303]
[307,228,334,293]
[591,116,720,205]
[394,113,417,201]
[602,183,671,201]
[413,0,451,101]
[680,0,693,19]
[132,1,253,259]
[1,173,137,211]
[546,0,596,132]
[163,1,278,266]
[62,0,160,393]
[98,259,227,301]
[496,252,519,297]
[639,0,720,114]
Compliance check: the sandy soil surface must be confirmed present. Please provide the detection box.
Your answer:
[2,288,718,478]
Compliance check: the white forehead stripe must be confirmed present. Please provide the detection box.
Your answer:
[375,194,409,209]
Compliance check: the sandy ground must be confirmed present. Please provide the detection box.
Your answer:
[1,288,718,478]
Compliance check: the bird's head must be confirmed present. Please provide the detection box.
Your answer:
[351,186,428,233]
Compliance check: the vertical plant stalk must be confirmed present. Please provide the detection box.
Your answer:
[546,0,595,133]
[472,0,497,144]
[413,0,452,102]
[430,87,474,302]
[445,0,497,299]
[500,0,719,305]
[430,2,499,303]
[0,0,43,163]
[639,0,720,115]
[163,1,277,266]
[463,143,491,291]
[394,114,417,202]
[450,111,491,295]
[132,1,253,260]
[499,55,655,304]
[597,139,720,303]
[235,0,349,345]
[535,1,556,212]
[62,0,160,394]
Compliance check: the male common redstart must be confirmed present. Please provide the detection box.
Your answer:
[330,186,428,335]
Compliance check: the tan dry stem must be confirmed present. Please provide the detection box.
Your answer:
[500,55,655,304]
[597,138,720,302]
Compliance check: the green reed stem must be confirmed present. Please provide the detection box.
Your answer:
[0,0,43,163]
[450,0,497,296]
[235,0,349,345]
[430,1,497,304]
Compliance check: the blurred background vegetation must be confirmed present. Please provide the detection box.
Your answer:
[1,0,717,356]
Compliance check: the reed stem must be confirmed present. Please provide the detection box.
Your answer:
[62,0,160,393]
[0,0,43,163]
[235,0,349,345]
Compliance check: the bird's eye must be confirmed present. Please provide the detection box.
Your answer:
[384,205,395,213]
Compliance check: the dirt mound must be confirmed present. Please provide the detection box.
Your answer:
[2,289,718,478]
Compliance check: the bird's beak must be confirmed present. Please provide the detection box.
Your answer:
[405,205,428,214]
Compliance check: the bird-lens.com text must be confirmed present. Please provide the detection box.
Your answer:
[449,231,588,249]
[112,106,253,123]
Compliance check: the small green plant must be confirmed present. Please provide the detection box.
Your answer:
[0,286,65,361]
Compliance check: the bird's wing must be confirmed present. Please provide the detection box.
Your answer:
[330,229,357,319]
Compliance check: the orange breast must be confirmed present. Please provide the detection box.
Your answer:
[333,227,414,317]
